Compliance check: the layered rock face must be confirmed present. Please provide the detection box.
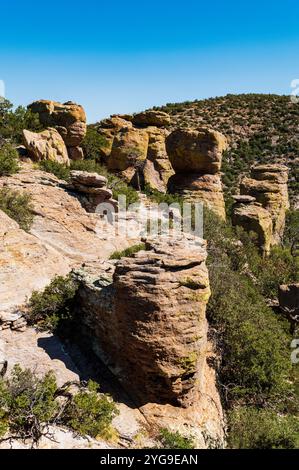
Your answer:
[28,100,87,160]
[67,170,117,213]
[23,128,69,165]
[232,195,273,255]
[166,128,228,219]
[96,111,174,193]
[0,163,137,312]
[76,235,211,407]
[0,209,70,312]
[239,164,289,244]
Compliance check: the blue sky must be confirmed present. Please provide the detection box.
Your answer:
[1,0,299,122]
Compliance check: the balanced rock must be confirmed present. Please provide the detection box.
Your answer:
[23,128,69,165]
[68,170,116,212]
[166,128,228,219]
[76,235,211,408]
[166,128,228,174]
[108,127,149,173]
[145,127,174,192]
[132,110,171,128]
[232,200,273,255]
[28,100,87,159]
[95,116,133,161]
[240,164,289,244]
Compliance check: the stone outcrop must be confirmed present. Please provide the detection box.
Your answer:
[67,170,117,212]
[0,208,70,312]
[240,164,289,244]
[28,100,87,161]
[108,127,149,172]
[23,128,69,165]
[0,163,138,313]
[75,234,224,445]
[76,235,211,407]
[232,196,273,255]
[166,128,228,219]
[95,112,174,193]
[132,110,171,128]
[166,128,227,174]
[145,126,175,191]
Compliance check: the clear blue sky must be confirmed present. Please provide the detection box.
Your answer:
[1,0,299,122]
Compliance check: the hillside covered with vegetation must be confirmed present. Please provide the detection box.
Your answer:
[153,94,299,206]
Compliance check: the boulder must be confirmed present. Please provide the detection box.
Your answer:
[145,126,174,190]
[166,128,227,219]
[69,170,107,187]
[68,146,84,161]
[23,128,69,165]
[68,170,116,212]
[240,164,289,244]
[28,100,87,154]
[132,110,171,128]
[232,201,273,255]
[95,116,133,161]
[108,127,149,172]
[166,128,228,174]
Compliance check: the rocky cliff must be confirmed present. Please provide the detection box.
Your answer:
[232,164,289,253]
[96,111,174,193]
[166,128,228,219]
[75,235,224,445]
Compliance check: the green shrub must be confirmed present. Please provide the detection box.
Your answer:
[204,208,294,405]
[0,365,58,442]
[39,160,70,181]
[284,209,299,247]
[81,126,110,161]
[228,407,299,449]
[0,99,42,143]
[0,365,118,443]
[109,243,146,260]
[64,380,119,438]
[0,188,34,231]
[158,428,195,449]
[28,275,78,332]
[0,142,19,176]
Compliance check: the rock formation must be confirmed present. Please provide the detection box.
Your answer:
[67,170,117,212]
[75,234,224,444]
[232,195,273,255]
[166,128,228,219]
[28,100,87,161]
[96,111,174,193]
[232,164,289,253]
[132,110,171,128]
[0,163,138,312]
[23,128,69,165]
[76,235,211,407]
[239,164,289,244]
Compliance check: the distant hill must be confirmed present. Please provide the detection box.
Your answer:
[152,94,299,206]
